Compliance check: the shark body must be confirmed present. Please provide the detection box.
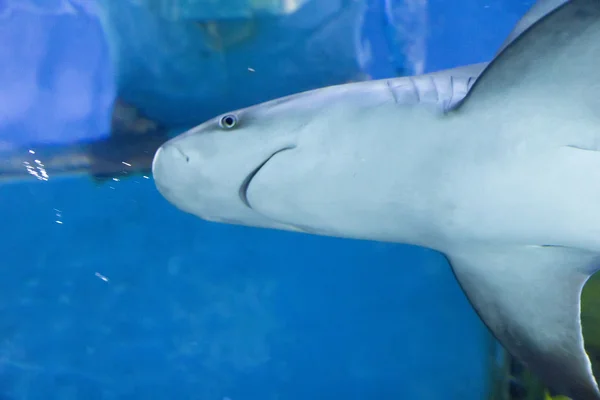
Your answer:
[152,1,600,398]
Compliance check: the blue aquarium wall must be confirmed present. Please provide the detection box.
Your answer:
[0,0,114,148]
[0,0,536,399]
[0,0,534,147]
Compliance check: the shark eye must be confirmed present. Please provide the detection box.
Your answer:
[219,114,238,130]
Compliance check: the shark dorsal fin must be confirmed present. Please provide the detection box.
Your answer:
[497,0,569,54]
[453,0,600,118]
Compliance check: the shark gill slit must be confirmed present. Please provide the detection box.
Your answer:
[238,146,296,209]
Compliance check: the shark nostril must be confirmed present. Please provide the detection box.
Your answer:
[173,146,190,163]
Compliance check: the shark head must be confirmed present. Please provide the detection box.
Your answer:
[152,80,445,242]
[151,92,305,232]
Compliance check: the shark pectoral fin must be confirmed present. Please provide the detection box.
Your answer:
[446,245,600,399]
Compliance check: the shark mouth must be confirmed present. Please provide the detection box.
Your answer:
[238,146,295,209]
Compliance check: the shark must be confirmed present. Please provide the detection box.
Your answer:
[151,0,600,398]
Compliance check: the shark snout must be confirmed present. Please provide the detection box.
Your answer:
[152,142,192,199]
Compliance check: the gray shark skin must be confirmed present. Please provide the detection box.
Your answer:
[497,0,569,53]
[152,0,600,398]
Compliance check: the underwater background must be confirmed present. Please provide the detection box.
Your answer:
[2,0,590,399]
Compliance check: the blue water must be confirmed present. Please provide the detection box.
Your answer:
[1,177,494,399]
[0,0,535,399]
